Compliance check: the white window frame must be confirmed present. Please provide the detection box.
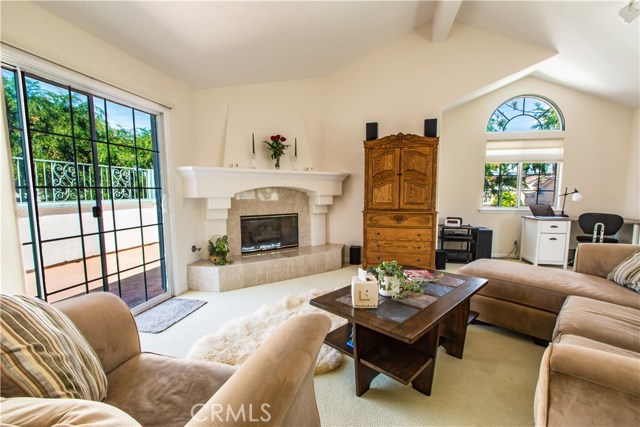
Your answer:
[480,131,565,213]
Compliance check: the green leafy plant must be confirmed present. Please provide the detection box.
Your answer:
[372,261,424,298]
[208,235,232,265]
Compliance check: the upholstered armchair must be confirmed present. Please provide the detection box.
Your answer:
[1,292,331,427]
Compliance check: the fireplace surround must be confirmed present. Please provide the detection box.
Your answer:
[179,167,349,291]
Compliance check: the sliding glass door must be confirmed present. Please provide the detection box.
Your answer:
[2,66,167,308]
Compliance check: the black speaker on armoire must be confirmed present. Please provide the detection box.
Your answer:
[366,122,378,141]
[424,118,438,137]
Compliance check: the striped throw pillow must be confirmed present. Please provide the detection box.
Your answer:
[607,250,640,293]
[1,294,108,401]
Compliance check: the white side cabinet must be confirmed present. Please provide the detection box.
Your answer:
[520,216,571,269]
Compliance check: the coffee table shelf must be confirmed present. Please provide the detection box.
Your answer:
[360,341,433,385]
[325,323,354,357]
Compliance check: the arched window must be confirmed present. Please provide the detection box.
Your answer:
[487,95,564,132]
[483,95,565,209]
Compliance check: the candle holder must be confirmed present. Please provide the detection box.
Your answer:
[293,155,298,170]
[251,153,256,169]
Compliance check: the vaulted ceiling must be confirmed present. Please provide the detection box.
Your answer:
[34,1,640,108]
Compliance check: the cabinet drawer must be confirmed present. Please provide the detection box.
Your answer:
[365,212,434,228]
[538,234,567,262]
[540,221,568,233]
[366,228,432,252]
[365,250,434,269]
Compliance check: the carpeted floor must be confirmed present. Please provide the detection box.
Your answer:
[140,264,545,426]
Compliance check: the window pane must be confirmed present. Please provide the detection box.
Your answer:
[107,101,135,146]
[25,76,72,136]
[135,110,153,150]
[520,162,557,206]
[483,162,518,207]
[487,96,563,132]
[2,68,21,129]
[72,91,91,140]
[94,97,108,142]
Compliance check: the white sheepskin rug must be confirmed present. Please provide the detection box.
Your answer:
[186,289,346,374]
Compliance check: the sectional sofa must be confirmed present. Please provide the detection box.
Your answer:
[459,243,640,426]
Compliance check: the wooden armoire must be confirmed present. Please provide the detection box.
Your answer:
[362,133,439,269]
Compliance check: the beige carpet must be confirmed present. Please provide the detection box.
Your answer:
[141,265,546,426]
[186,289,346,374]
[315,323,545,427]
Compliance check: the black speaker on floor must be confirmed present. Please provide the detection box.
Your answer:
[435,249,447,270]
[424,118,438,137]
[472,228,493,260]
[366,122,378,141]
[349,245,362,265]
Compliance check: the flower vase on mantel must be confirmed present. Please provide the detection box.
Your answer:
[264,134,289,170]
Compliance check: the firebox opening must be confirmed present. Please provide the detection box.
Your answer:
[240,213,299,254]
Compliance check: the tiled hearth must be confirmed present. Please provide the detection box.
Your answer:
[178,167,349,291]
[187,244,343,292]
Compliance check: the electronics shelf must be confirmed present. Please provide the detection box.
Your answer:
[438,224,492,263]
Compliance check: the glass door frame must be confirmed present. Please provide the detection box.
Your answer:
[2,49,175,313]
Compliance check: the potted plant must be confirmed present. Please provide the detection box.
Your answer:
[208,235,232,265]
[373,260,407,297]
[263,134,290,169]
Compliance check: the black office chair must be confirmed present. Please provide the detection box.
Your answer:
[576,213,624,243]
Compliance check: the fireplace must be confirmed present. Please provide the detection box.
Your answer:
[240,213,299,254]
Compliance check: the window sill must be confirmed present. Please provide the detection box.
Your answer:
[478,207,550,214]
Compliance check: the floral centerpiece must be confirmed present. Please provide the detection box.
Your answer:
[263,134,290,169]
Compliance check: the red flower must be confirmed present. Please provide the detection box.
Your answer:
[280,137,286,142]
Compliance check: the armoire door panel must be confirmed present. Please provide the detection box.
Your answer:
[368,148,399,209]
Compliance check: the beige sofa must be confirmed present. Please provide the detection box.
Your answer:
[459,243,640,426]
[1,292,331,427]
[459,243,640,341]
[534,296,640,426]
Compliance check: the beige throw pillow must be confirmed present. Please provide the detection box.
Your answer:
[607,250,640,293]
[0,294,108,401]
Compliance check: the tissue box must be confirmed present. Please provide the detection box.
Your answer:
[351,275,379,308]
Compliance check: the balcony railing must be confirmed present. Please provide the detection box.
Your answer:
[13,157,156,203]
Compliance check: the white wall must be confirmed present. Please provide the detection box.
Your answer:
[1,2,200,295]
[194,23,556,257]
[194,78,325,171]
[624,109,640,219]
[441,77,636,256]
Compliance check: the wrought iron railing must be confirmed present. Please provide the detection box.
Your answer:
[13,157,155,203]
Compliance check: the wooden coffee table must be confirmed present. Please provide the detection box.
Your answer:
[310,271,487,396]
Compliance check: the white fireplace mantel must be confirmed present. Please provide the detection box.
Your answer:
[177,166,349,246]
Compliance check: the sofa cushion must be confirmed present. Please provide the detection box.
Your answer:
[553,296,640,352]
[0,396,141,426]
[459,259,640,314]
[105,352,237,427]
[0,294,107,401]
[607,249,640,292]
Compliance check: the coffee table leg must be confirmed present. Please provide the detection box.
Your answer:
[411,325,440,395]
[353,323,381,396]
[441,298,471,359]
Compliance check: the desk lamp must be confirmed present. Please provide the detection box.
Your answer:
[559,187,582,217]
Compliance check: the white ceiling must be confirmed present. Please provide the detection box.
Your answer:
[35,1,639,108]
